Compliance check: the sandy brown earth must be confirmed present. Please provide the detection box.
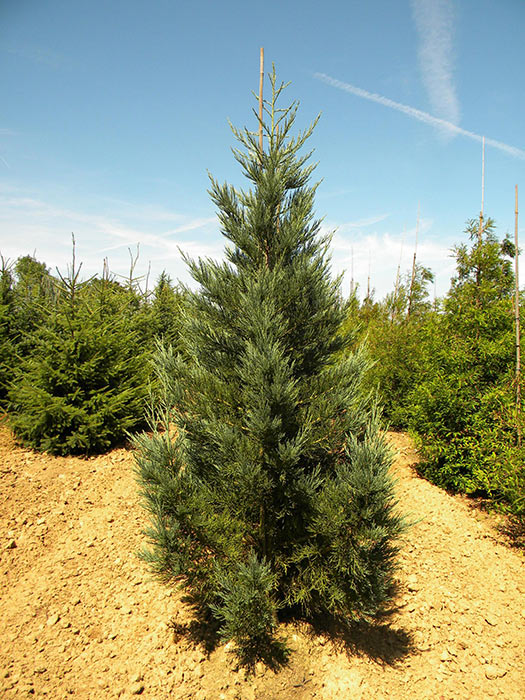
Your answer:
[0,424,523,700]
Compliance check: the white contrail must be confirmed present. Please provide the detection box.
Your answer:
[411,0,459,126]
[314,72,525,160]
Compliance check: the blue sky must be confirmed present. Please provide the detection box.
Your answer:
[1,0,524,299]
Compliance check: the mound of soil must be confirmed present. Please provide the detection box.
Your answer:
[1,426,523,699]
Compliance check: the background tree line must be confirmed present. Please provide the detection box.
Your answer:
[344,217,524,521]
[2,211,523,522]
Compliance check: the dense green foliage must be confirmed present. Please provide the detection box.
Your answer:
[0,256,57,404]
[351,263,435,428]
[2,246,185,455]
[135,73,406,663]
[147,272,185,347]
[409,220,524,516]
[8,256,151,455]
[0,259,16,404]
[352,219,524,519]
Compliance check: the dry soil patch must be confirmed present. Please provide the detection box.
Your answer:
[1,426,523,699]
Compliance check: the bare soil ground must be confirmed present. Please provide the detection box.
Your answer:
[1,425,523,700]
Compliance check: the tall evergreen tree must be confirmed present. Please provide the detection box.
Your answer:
[135,70,405,662]
[150,272,184,346]
[0,255,57,407]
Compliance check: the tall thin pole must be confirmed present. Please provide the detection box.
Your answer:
[367,249,371,300]
[258,47,268,553]
[478,136,485,243]
[514,184,521,444]
[275,123,281,233]
[350,246,354,296]
[393,225,405,319]
[258,48,264,156]
[407,203,420,319]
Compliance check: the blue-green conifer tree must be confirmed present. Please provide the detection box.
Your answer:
[135,70,405,662]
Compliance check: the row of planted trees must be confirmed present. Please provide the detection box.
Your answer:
[351,217,524,520]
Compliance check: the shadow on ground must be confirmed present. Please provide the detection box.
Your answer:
[311,618,414,665]
[167,600,415,672]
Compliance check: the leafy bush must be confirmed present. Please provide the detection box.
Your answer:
[341,263,435,429]
[407,219,524,517]
[211,553,287,666]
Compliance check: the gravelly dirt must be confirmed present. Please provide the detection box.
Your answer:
[0,425,523,699]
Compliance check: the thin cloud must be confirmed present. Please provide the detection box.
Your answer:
[411,0,459,126]
[164,217,217,236]
[318,214,389,239]
[329,227,453,300]
[313,72,525,160]
[0,129,14,168]
[317,186,354,200]
[93,221,220,258]
[0,190,222,286]
[96,196,188,223]
[340,214,389,229]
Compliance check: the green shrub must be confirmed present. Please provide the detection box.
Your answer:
[9,258,149,455]
[407,219,524,517]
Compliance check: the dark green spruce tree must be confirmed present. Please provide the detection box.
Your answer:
[135,70,405,663]
[9,247,150,455]
[137,271,185,348]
